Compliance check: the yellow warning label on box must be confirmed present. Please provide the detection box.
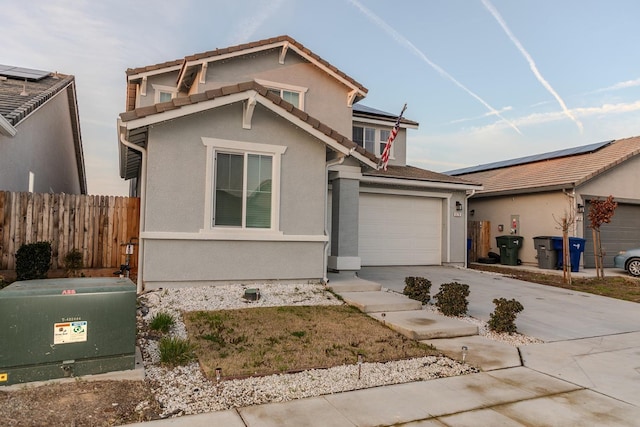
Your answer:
[0,373,7,382]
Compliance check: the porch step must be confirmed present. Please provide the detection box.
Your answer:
[327,278,382,293]
[369,310,479,340]
[338,291,422,313]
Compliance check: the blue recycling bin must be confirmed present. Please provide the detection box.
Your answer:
[551,237,586,272]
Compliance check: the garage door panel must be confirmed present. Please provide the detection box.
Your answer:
[359,193,441,266]
[584,203,640,268]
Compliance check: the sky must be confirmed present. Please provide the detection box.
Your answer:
[3,0,640,195]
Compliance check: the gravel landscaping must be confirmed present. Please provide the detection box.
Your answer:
[138,283,488,418]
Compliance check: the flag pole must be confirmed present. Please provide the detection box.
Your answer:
[378,103,408,170]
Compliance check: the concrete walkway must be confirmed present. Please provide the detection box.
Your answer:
[128,266,640,426]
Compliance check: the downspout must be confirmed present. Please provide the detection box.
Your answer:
[323,154,347,284]
[464,190,476,268]
[119,127,147,294]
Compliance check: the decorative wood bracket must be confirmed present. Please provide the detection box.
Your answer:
[243,94,257,129]
[347,89,358,107]
[140,76,147,96]
[279,42,289,64]
[199,63,208,84]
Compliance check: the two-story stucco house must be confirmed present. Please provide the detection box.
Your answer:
[0,65,86,194]
[117,35,481,290]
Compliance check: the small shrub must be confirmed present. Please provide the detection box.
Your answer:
[158,337,195,366]
[63,249,84,277]
[434,282,470,316]
[488,298,524,333]
[149,312,175,333]
[403,276,432,304]
[15,241,52,281]
[0,274,7,290]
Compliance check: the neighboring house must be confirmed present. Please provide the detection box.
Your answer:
[0,65,86,194]
[117,35,481,289]
[447,137,640,268]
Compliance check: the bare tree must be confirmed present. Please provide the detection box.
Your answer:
[588,196,618,279]
[553,204,576,285]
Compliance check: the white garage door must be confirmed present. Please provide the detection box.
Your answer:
[359,193,442,266]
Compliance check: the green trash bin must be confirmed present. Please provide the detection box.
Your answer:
[496,235,524,266]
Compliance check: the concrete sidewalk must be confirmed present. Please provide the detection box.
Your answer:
[128,266,640,426]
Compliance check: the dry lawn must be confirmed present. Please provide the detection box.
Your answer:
[184,305,437,379]
[470,264,640,302]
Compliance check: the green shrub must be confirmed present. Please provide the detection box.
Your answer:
[158,337,195,366]
[403,276,432,304]
[434,282,470,316]
[15,241,52,281]
[0,274,7,290]
[488,298,524,333]
[149,312,175,333]
[63,249,84,277]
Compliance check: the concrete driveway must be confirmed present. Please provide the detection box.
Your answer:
[357,265,640,342]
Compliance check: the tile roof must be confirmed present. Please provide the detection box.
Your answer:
[450,136,640,195]
[0,72,75,126]
[125,59,184,77]
[364,165,481,186]
[177,35,368,95]
[119,80,378,164]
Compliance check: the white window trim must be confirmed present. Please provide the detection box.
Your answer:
[353,125,395,159]
[254,78,308,110]
[202,137,287,238]
[152,83,177,103]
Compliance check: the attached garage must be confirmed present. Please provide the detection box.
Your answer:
[358,192,442,266]
[584,202,640,268]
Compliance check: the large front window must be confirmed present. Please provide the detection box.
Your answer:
[215,153,273,228]
[203,137,286,234]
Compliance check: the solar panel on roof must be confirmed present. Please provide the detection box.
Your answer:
[0,65,51,81]
[446,140,614,175]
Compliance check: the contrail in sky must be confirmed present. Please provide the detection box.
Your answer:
[347,0,522,135]
[481,0,583,133]
[228,0,286,45]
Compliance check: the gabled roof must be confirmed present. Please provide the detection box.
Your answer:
[0,66,86,193]
[448,136,640,196]
[124,35,369,110]
[118,80,377,180]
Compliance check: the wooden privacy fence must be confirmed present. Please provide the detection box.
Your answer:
[0,192,140,271]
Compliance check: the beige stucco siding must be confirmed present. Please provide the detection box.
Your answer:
[137,70,180,108]
[469,192,571,266]
[578,156,640,201]
[0,89,81,194]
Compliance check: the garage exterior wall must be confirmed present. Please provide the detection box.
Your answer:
[468,192,572,266]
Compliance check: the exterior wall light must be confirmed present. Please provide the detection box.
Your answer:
[456,201,463,211]
[577,203,585,213]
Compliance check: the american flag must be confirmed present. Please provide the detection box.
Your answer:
[379,103,407,171]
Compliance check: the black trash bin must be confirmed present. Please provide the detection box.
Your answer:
[551,236,586,272]
[496,235,524,266]
[533,236,558,270]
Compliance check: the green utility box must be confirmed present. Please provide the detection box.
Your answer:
[0,278,136,386]
[496,235,524,266]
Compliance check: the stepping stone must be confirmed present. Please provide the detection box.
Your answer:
[339,291,422,313]
[369,310,478,340]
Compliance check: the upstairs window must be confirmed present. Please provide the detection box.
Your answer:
[255,79,307,110]
[353,126,394,158]
[152,84,177,103]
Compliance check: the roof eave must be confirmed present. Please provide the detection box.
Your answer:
[0,114,17,137]
[361,175,484,191]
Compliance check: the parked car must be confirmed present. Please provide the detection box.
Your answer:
[614,248,640,277]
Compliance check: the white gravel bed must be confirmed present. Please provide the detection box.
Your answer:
[138,283,479,418]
